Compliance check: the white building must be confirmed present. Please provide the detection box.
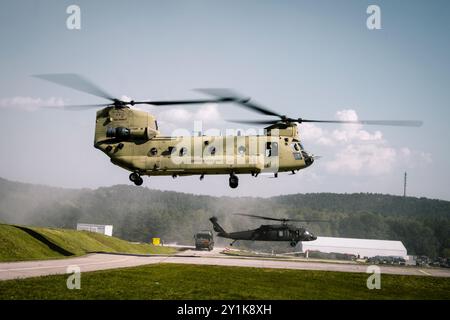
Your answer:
[76,223,113,236]
[299,236,407,259]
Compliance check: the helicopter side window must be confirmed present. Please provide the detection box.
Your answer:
[238,145,246,155]
[266,142,278,157]
[164,146,177,156]
[272,142,278,156]
[179,147,188,157]
[148,147,158,156]
[278,230,283,238]
[209,146,216,156]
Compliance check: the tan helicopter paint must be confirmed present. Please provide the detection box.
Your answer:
[94,107,310,177]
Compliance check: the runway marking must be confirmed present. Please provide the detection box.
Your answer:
[419,269,432,276]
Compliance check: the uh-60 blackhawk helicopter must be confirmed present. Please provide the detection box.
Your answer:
[210,214,324,247]
[35,74,422,188]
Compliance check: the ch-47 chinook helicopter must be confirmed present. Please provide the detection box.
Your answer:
[35,74,423,188]
[210,214,325,247]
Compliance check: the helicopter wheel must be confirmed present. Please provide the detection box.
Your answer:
[130,172,143,186]
[229,174,239,189]
[134,177,143,186]
[290,241,297,247]
[129,172,139,182]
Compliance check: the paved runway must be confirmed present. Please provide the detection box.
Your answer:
[1,250,449,280]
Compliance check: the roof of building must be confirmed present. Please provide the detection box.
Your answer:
[302,236,406,252]
[77,223,113,228]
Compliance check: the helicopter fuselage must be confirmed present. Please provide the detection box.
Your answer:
[219,224,317,243]
[94,107,314,184]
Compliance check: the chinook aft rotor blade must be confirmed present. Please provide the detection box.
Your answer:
[42,104,111,111]
[34,73,117,102]
[34,74,244,110]
[132,97,239,106]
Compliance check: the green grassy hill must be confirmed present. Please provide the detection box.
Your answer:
[0,224,62,261]
[0,224,176,262]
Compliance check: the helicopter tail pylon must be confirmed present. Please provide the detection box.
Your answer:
[209,217,228,236]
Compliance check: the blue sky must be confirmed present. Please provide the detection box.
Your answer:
[0,0,449,199]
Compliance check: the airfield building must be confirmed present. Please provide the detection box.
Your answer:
[298,236,407,259]
[76,223,113,237]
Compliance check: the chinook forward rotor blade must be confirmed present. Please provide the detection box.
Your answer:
[297,119,423,127]
[235,213,328,223]
[196,88,280,117]
[227,119,281,125]
[200,88,423,128]
[229,118,422,127]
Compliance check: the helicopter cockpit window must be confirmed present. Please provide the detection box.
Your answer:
[299,142,304,150]
[179,147,188,157]
[290,142,300,152]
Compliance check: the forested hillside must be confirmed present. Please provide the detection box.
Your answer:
[1,177,449,257]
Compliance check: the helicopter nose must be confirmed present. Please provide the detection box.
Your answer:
[303,151,314,167]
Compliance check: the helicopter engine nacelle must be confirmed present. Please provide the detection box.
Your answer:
[95,107,160,146]
[106,126,157,140]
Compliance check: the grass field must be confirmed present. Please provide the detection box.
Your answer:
[0,263,449,300]
[0,224,176,262]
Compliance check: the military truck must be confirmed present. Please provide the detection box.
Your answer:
[194,230,214,251]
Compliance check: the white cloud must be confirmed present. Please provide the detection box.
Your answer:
[0,96,65,111]
[152,103,223,135]
[302,123,334,146]
[300,109,431,176]
[325,144,397,175]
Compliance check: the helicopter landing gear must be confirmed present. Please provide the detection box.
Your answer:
[251,171,259,178]
[129,172,143,186]
[290,241,297,247]
[229,173,239,189]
